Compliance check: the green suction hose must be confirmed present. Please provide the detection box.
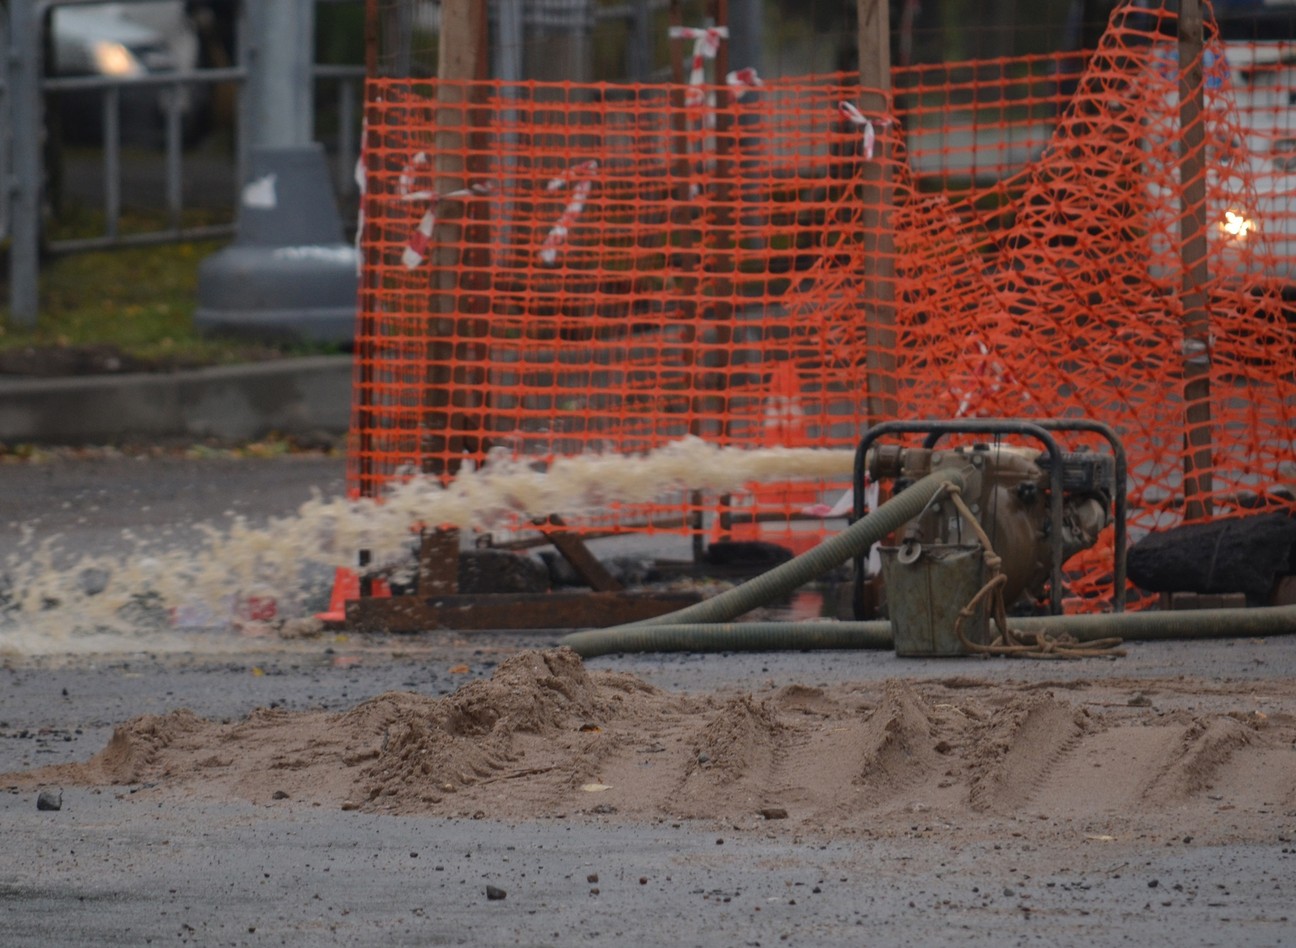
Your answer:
[562,620,894,657]
[560,607,1296,659]
[1010,604,1296,642]
[561,466,966,656]
[636,465,964,627]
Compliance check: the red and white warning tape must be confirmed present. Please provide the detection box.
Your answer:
[837,101,877,160]
[538,159,599,266]
[726,66,763,96]
[396,152,494,270]
[669,24,729,107]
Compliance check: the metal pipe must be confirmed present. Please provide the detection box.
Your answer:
[41,66,246,93]
[8,0,42,326]
[104,86,121,239]
[165,79,183,232]
[48,224,235,255]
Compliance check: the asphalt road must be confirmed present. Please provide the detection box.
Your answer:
[2,455,1295,947]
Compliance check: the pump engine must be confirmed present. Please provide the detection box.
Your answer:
[856,421,1125,656]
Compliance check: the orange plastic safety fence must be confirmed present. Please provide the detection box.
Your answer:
[349,1,1296,608]
[350,73,892,544]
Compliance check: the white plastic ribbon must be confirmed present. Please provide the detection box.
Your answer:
[538,160,599,266]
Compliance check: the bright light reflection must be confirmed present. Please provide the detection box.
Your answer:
[1220,209,1255,240]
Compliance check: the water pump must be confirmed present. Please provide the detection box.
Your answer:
[855,420,1127,656]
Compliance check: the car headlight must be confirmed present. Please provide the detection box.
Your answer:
[91,40,143,78]
[1220,208,1255,241]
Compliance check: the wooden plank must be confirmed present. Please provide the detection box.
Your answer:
[538,518,624,592]
[346,590,702,633]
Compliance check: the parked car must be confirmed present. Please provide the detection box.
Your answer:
[49,2,210,146]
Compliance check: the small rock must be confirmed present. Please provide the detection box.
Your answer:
[697,752,711,764]
[278,617,324,640]
[1003,887,1015,897]
[272,790,290,800]
[1128,692,1152,708]
[760,807,789,820]
[587,873,599,884]
[485,885,507,901]
[36,789,62,811]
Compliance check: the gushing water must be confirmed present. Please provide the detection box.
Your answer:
[1,438,853,655]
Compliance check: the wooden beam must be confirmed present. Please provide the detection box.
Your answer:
[1178,0,1213,520]
[346,591,703,633]
[857,0,899,427]
[426,0,492,472]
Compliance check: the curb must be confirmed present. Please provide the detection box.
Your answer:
[0,355,353,444]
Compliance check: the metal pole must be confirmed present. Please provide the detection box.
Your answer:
[496,0,524,82]
[8,0,42,327]
[727,0,763,75]
[165,80,183,231]
[1178,0,1212,521]
[251,0,316,148]
[628,0,653,81]
[104,87,121,240]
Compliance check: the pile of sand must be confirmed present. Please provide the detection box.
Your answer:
[12,648,1295,842]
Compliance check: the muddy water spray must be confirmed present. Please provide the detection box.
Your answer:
[0,439,853,655]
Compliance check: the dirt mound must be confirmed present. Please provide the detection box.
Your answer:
[855,681,942,798]
[968,694,1088,814]
[92,708,208,784]
[9,650,1295,842]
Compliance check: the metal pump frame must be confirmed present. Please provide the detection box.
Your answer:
[852,418,1128,621]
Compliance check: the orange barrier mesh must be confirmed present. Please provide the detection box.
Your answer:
[350,1,1296,605]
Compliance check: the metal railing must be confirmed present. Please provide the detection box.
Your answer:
[3,0,365,326]
[41,64,249,253]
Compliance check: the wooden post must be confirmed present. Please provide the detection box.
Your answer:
[857,0,899,427]
[1178,0,1213,520]
[426,0,491,473]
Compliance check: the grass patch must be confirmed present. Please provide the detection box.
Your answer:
[0,239,340,371]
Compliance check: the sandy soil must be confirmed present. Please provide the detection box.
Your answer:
[10,647,1294,849]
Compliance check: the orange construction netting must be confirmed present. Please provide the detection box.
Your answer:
[349,1,1296,605]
